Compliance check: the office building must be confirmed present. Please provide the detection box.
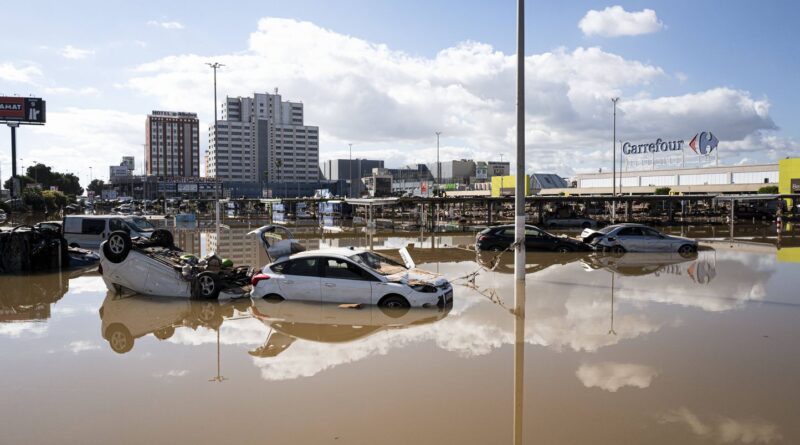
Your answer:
[322,159,384,181]
[145,111,200,177]
[206,92,320,192]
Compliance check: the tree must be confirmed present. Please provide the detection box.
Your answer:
[87,179,105,196]
[3,175,34,191]
[3,163,83,196]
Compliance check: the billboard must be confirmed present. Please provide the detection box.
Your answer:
[177,183,198,193]
[0,97,46,123]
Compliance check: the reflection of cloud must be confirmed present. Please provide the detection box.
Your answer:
[0,322,48,338]
[576,362,658,392]
[153,369,189,378]
[69,340,100,354]
[659,407,782,443]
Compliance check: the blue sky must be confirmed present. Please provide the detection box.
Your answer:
[1,0,799,183]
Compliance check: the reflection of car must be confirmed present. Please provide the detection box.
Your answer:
[98,293,250,354]
[476,250,588,274]
[580,252,697,276]
[63,215,156,249]
[581,223,698,255]
[544,217,598,229]
[249,299,450,357]
[99,229,252,299]
[475,224,591,252]
[251,248,453,308]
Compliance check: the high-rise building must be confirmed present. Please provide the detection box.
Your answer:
[206,92,319,186]
[145,111,200,177]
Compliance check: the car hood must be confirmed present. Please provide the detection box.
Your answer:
[386,268,449,287]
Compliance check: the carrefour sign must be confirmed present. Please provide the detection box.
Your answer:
[622,138,685,155]
[622,132,719,156]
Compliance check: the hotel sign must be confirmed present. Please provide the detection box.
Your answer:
[0,97,46,124]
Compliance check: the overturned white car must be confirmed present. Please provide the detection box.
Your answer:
[249,226,453,308]
[99,229,252,299]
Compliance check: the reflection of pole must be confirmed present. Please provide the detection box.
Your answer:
[608,272,617,335]
[209,328,227,383]
[513,279,526,445]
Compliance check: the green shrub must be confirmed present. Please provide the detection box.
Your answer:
[654,187,671,195]
[758,185,779,194]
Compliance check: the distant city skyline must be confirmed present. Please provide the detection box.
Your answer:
[2,0,799,186]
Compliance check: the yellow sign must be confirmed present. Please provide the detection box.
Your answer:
[491,175,529,197]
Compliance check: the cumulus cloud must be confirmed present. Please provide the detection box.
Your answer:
[0,322,48,338]
[153,369,190,378]
[68,340,100,354]
[0,62,43,83]
[658,407,782,443]
[579,6,664,37]
[44,86,100,95]
[120,17,788,176]
[147,20,184,30]
[60,45,95,60]
[576,362,658,392]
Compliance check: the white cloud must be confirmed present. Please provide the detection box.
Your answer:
[658,407,782,443]
[44,86,100,95]
[147,20,185,30]
[60,45,95,60]
[576,362,658,392]
[153,369,189,378]
[68,340,100,354]
[579,6,664,37]
[0,62,43,83]
[122,17,789,176]
[0,322,47,338]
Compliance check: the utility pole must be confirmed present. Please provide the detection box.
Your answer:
[513,7,526,445]
[611,97,619,224]
[348,143,353,198]
[9,123,18,198]
[435,131,441,190]
[206,61,224,238]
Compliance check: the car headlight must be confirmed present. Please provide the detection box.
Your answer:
[410,284,438,293]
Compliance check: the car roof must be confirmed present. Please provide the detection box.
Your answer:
[65,215,126,219]
[283,247,369,260]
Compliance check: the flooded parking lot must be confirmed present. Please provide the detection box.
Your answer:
[1,228,799,444]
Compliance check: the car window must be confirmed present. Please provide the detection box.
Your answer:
[642,228,661,237]
[323,258,373,281]
[525,227,544,237]
[283,258,319,277]
[270,262,287,273]
[500,228,515,237]
[617,227,643,236]
[108,219,129,232]
[81,219,106,235]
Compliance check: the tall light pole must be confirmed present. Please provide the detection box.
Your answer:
[435,131,441,189]
[611,97,619,223]
[513,7,526,445]
[207,62,224,236]
[348,143,353,198]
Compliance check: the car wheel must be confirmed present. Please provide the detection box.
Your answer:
[153,326,175,340]
[196,272,221,299]
[678,244,697,257]
[149,229,174,248]
[379,294,411,318]
[556,245,574,253]
[103,231,132,263]
[105,323,133,354]
[610,245,626,254]
[263,293,285,303]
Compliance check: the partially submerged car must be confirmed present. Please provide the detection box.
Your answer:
[475,224,591,252]
[249,225,453,308]
[99,229,252,299]
[581,223,698,255]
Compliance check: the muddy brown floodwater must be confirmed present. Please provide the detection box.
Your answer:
[1,230,799,444]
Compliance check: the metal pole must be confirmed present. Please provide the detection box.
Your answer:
[514,0,526,290]
[10,124,18,198]
[436,131,441,189]
[207,62,224,239]
[349,143,353,198]
[611,97,619,223]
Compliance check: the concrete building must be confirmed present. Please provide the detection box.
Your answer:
[206,92,319,195]
[428,159,476,184]
[540,163,781,195]
[322,158,384,197]
[109,157,135,180]
[146,111,200,177]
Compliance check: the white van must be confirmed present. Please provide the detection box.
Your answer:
[63,215,156,249]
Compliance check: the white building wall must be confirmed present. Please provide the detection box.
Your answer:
[732,171,779,184]
[640,175,677,186]
[679,173,728,185]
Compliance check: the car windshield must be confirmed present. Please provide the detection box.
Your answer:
[349,251,407,276]
[124,216,155,232]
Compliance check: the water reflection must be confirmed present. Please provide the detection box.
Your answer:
[98,293,250,353]
[0,273,69,323]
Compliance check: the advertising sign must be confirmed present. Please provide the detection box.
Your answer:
[0,97,46,123]
[792,179,800,193]
[177,183,198,193]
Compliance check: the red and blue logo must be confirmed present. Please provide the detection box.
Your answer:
[689,131,719,155]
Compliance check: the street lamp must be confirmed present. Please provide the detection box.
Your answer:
[611,97,620,223]
[435,131,441,189]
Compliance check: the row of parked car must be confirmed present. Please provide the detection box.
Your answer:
[475,223,699,256]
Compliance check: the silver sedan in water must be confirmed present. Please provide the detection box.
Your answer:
[581,223,698,255]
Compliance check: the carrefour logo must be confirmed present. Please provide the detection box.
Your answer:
[689,131,719,155]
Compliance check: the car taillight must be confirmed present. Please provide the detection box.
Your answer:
[478,235,488,241]
[250,274,270,286]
